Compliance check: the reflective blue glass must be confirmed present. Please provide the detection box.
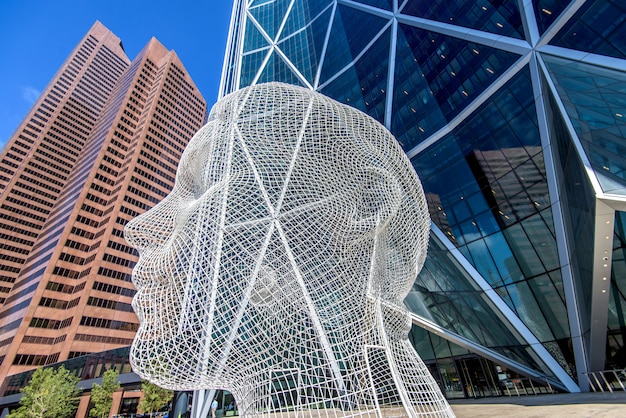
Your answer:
[281,0,333,38]
[243,20,271,53]
[400,0,525,39]
[256,52,306,87]
[320,27,391,124]
[239,48,271,89]
[278,8,333,85]
[551,0,626,60]
[353,0,392,11]
[542,54,626,195]
[249,0,292,41]
[542,70,596,350]
[527,273,569,340]
[407,235,549,375]
[412,69,571,362]
[532,0,569,34]
[608,211,626,369]
[392,24,521,149]
[319,4,390,86]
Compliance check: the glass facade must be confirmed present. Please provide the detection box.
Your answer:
[222,0,626,394]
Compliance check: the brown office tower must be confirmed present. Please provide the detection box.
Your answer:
[0,21,207,382]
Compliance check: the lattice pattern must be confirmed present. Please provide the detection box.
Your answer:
[125,82,454,417]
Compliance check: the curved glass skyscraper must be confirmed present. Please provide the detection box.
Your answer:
[220,0,626,395]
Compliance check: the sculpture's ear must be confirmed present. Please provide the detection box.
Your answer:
[350,166,402,232]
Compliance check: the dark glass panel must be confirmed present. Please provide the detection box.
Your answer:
[239,48,271,89]
[542,54,626,195]
[320,27,391,124]
[527,274,570,340]
[281,0,333,39]
[353,0,392,11]
[243,19,271,53]
[401,0,524,39]
[319,4,389,85]
[502,221,543,279]
[551,0,626,60]
[256,52,305,87]
[412,69,570,360]
[432,331,454,359]
[249,0,292,41]
[521,212,559,272]
[407,234,546,374]
[607,211,626,369]
[504,280,556,341]
[541,69,595,352]
[532,0,569,34]
[409,326,436,361]
[278,8,333,85]
[392,24,521,149]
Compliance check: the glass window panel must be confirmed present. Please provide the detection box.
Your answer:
[400,0,525,39]
[256,53,305,87]
[465,238,500,286]
[432,332,453,358]
[281,0,333,38]
[527,275,570,340]
[533,0,569,35]
[392,25,521,149]
[505,280,555,342]
[542,53,626,195]
[484,233,522,286]
[319,4,389,86]
[502,223,543,278]
[354,0,392,11]
[608,211,626,368]
[243,20,271,52]
[240,48,271,88]
[412,68,560,295]
[551,0,626,60]
[249,0,292,40]
[320,27,391,123]
[473,209,500,237]
[412,236,520,345]
[278,8,333,84]
[409,326,436,360]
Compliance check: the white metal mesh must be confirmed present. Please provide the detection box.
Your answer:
[125,82,454,417]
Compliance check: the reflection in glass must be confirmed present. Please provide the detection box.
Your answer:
[542,54,626,195]
[551,0,626,60]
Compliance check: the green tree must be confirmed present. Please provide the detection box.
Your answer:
[138,380,173,416]
[7,365,80,418]
[89,369,121,418]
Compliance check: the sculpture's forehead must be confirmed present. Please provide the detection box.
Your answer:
[185,83,419,204]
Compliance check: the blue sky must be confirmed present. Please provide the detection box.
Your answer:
[0,0,234,149]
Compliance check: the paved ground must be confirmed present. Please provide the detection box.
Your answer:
[449,391,626,417]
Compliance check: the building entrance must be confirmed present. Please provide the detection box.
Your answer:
[455,357,502,398]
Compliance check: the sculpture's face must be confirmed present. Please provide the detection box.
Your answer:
[125,83,429,390]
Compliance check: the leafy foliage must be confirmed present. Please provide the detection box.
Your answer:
[138,380,173,416]
[7,366,80,418]
[89,369,121,418]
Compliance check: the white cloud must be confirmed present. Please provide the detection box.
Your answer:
[22,86,40,104]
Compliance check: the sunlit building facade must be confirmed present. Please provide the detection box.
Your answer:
[0,21,206,413]
[221,0,626,395]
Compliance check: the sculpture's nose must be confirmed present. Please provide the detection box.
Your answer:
[124,212,155,251]
[124,201,172,251]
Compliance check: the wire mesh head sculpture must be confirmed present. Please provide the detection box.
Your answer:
[125,82,454,417]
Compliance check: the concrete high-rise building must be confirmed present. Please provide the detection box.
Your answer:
[220,0,626,396]
[0,20,206,391]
